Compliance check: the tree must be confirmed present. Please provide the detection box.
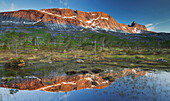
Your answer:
[18,32,28,45]
[44,33,52,49]
[1,31,13,49]
[68,39,76,53]
[56,34,64,49]
[7,31,20,57]
[32,36,38,48]
[91,34,98,57]
[23,39,33,49]
[63,35,71,50]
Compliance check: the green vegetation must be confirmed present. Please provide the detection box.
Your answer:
[0,28,169,77]
[5,57,26,69]
[91,68,104,73]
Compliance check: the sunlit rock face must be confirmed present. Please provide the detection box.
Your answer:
[0,8,147,33]
[0,69,146,92]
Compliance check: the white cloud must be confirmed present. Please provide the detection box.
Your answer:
[154,19,170,26]
[145,24,153,27]
[147,26,155,31]
[146,19,170,31]
[59,0,63,4]
[59,0,68,6]
[10,3,15,10]
[146,23,154,31]
[46,0,69,7]
[0,1,7,12]
[47,0,58,4]
[0,1,16,12]
[64,2,68,6]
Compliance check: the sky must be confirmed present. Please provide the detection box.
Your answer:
[0,0,170,33]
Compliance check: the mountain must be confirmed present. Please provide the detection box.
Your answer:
[0,8,147,33]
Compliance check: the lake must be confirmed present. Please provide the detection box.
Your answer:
[0,67,170,101]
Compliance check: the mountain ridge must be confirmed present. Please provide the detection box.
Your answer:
[0,8,147,33]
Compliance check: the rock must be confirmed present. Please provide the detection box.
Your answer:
[74,59,84,63]
[34,49,38,51]
[128,21,147,32]
[80,66,87,68]
[158,59,168,62]
[107,60,112,62]
[92,62,96,64]
[49,61,52,64]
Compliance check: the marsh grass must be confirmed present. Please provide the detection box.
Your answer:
[0,46,169,78]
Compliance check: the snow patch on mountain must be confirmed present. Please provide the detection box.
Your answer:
[132,27,141,33]
[86,17,100,24]
[38,10,77,19]
[101,17,109,20]
[122,26,127,29]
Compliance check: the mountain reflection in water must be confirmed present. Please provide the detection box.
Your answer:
[0,69,146,92]
[0,69,170,101]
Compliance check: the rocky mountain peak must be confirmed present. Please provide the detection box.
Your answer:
[131,21,137,27]
[0,8,148,33]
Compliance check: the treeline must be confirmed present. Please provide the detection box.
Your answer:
[0,30,169,57]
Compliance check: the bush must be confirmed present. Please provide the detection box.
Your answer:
[65,70,77,75]
[5,57,27,69]
[79,70,89,74]
[91,68,104,73]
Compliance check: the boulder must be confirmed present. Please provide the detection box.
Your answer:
[74,59,84,63]
[158,59,167,62]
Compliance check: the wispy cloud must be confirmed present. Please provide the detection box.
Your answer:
[46,0,69,7]
[10,3,15,10]
[145,24,153,27]
[146,24,155,31]
[59,0,68,6]
[147,26,155,31]
[0,1,7,12]
[64,0,68,6]
[0,1,16,12]
[146,19,170,31]
[47,0,57,4]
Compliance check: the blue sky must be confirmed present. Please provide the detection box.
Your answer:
[0,0,170,32]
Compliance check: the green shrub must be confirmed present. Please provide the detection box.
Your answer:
[91,68,104,73]
[5,57,27,69]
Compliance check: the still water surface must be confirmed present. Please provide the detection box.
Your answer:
[0,69,170,101]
